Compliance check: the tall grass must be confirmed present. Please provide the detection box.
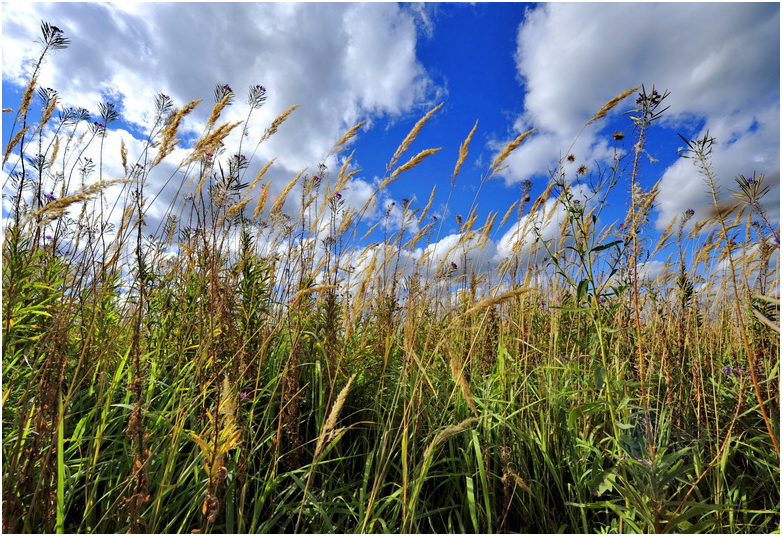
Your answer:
[2,23,779,533]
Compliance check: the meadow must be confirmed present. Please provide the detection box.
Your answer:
[2,23,779,533]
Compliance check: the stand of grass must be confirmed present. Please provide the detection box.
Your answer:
[2,23,779,534]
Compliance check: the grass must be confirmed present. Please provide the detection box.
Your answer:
[2,22,779,534]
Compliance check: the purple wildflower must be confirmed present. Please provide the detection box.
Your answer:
[45,235,53,240]
[722,365,731,376]
[43,192,56,203]
[333,191,342,200]
[597,297,606,304]
[685,208,695,217]
[94,121,106,128]
[223,84,232,92]
[240,391,249,399]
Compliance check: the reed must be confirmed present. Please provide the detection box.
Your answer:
[2,22,778,535]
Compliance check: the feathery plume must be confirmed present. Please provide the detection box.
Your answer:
[260,105,299,143]
[389,102,443,170]
[490,128,536,171]
[586,86,639,126]
[452,120,478,184]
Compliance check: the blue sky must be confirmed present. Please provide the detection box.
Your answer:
[2,2,779,283]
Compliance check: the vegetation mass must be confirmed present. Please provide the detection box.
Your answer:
[3,23,779,533]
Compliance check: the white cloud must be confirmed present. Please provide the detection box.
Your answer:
[507,3,779,229]
[2,3,437,232]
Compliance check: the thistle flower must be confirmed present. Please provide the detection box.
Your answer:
[333,191,342,200]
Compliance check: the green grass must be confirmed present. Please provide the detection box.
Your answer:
[2,23,779,534]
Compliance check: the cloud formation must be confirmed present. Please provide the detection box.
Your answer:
[2,3,438,230]
[507,3,779,229]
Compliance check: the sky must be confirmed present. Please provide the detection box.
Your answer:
[2,2,780,284]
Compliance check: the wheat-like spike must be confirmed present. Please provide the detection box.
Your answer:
[26,178,130,226]
[39,93,57,128]
[219,197,252,226]
[337,208,356,236]
[260,105,299,143]
[152,99,202,168]
[247,158,276,192]
[252,183,269,219]
[184,120,244,166]
[204,94,232,134]
[407,223,434,250]
[48,136,60,170]
[120,139,128,174]
[315,374,356,457]
[452,119,478,183]
[360,222,381,242]
[18,73,38,121]
[586,86,639,126]
[422,417,481,466]
[449,352,478,416]
[333,121,366,151]
[335,168,361,194]
[389,102,443,170]
[3,126,31,164]
[418,185,437,223]
[390,147,442,180]
[490,128,536,171]
[336,150,355,183]
[270,169,306,215]
[653,217,679,256]
[2,108,13,113]
[499,201,519,228]
[479,211,497,242]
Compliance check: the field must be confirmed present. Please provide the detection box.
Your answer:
[2,23,780,534]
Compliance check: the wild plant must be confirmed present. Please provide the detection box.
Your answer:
[2,22,778,534]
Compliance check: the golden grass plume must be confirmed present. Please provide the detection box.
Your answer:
[490,128,536,171]
[586,86,639,126]
[389,102,443,170]
[452,120,478,183]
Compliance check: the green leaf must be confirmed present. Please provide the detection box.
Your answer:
[594,366,606,391]
[590,240,622,253]
[590,468,617,497]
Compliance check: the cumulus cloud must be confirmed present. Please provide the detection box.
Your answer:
[506,3,779,230]
[2,3,438,233]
